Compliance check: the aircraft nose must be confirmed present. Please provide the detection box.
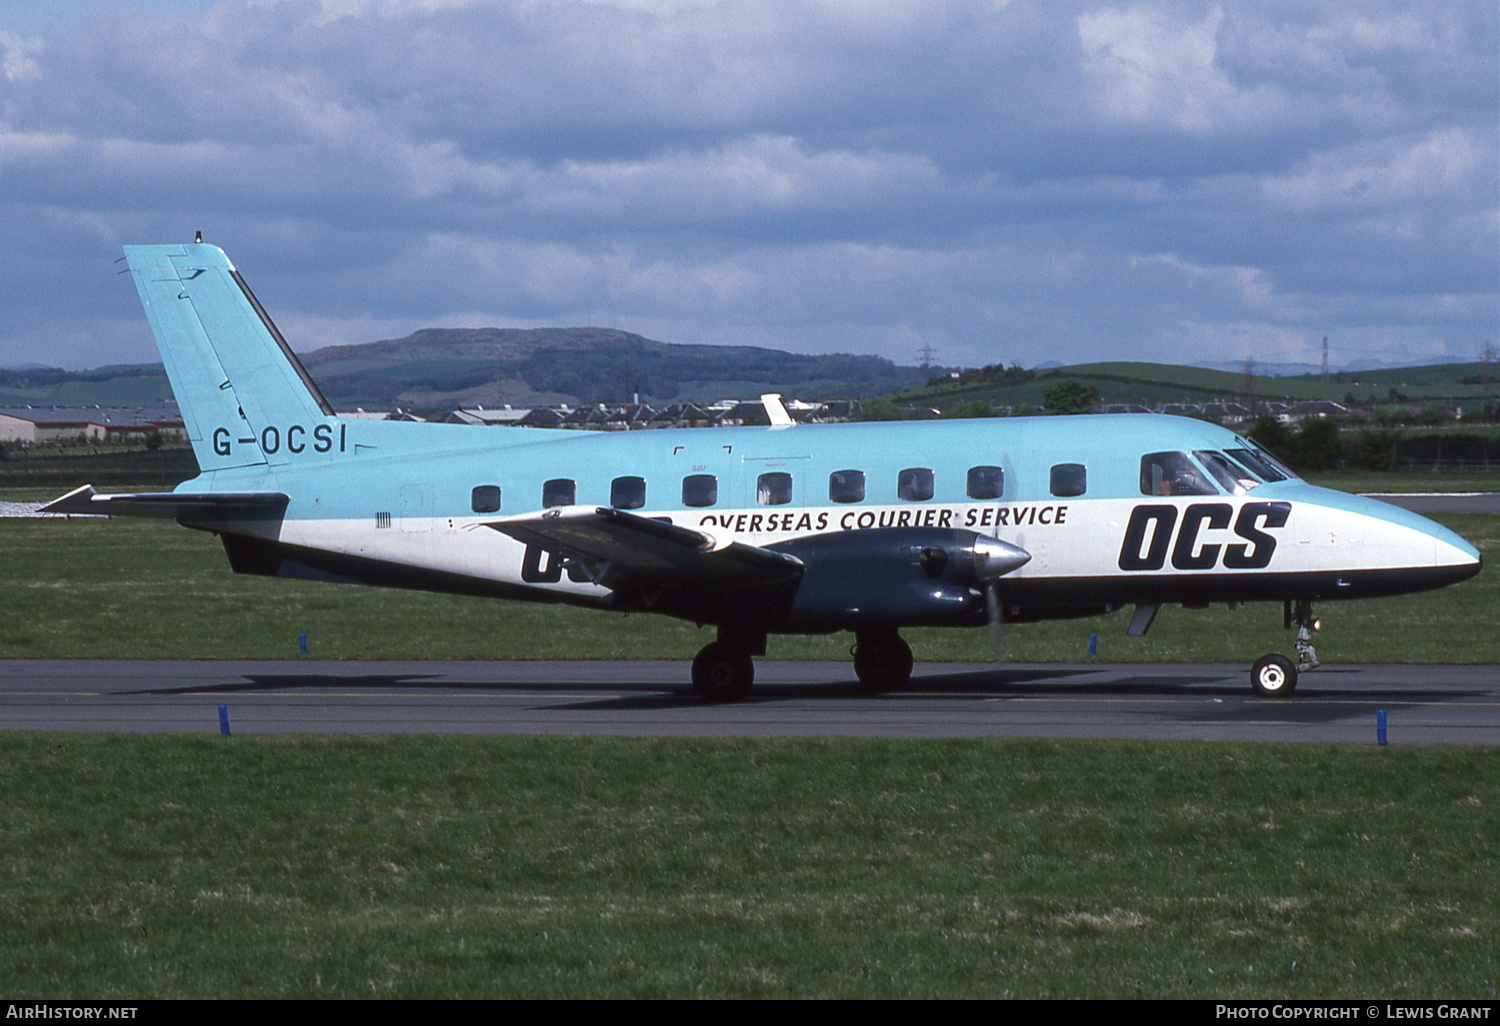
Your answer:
[1355,492,1482,586]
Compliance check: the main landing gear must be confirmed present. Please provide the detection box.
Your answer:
[1250,601,1321,697]
[852,628,914,692]
[691,627,917,702]
[691,629,764,703]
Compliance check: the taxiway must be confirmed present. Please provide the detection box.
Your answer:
[1,660,1496,744]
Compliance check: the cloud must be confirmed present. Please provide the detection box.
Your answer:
[1078,5,1282,133]
[0,0,1493,376]
[1262,128,1488,213]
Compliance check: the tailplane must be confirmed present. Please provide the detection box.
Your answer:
[123,243,337,472]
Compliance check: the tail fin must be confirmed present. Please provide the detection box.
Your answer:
[123,243,336,472]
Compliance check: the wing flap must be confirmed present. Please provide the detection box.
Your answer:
[42,484,289,521]
[485,505,804,586]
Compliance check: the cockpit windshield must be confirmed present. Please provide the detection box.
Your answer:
[1229,439,1295,482]
[1194,450,1259,495]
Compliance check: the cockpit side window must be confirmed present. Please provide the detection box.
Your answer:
[1140,452,1217,496]
[1195,451,1257,495]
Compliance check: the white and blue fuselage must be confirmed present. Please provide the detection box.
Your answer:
[47,244,1481,699]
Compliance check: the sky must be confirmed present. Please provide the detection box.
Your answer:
[0,0,1494,373]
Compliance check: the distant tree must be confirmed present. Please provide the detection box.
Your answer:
[1041,378,1100,415]
[1350,429,1398,471]
[1247,415,1292,456]
[856,400,908,422]
[947,400,997,419]
[1011,402,1038,417]
[1289,418,1341,471]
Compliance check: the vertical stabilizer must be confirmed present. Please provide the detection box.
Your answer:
[123,243,336,472]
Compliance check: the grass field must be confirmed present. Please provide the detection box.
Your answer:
[2,485,1495,999]
[0,512,1493,663]
[0,734,1494,998]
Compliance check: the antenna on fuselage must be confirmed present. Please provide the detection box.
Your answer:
[760,393,794,427]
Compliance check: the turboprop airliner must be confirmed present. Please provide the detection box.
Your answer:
[46,242,1482,701]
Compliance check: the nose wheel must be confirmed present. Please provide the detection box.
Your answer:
[1250,654,1297,695]
[1249,601,1320,696]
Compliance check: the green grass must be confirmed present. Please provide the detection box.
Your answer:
[0,513,1494,662]
[1302,469,1500,493]
[0,734,1494,998]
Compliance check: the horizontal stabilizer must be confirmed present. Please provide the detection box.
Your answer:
[42,484,289,521]
[486,505,804,588]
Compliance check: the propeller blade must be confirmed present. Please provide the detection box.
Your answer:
[985,582,1007,662]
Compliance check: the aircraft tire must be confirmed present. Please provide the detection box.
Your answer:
[1250,654,1298,696]
[853,633,914,692]
[692,642,754,703]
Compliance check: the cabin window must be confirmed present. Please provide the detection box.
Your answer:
[829,469,865,503]
[1050,463,1087,497]
[682,474,718,507]
[611,476,646,510]
[967,466,1004,500]
[543,478,575,508]
[1139,453,1216,496]
[757,472,793,506]
[470,485,502,514]
[898,467,934,502]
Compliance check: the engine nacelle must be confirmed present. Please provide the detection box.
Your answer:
[768,527,1030,629]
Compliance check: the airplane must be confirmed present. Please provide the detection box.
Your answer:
[45,242,1482,701]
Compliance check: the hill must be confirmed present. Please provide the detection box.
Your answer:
[2,330,933,411]
[893,361,1499,413]
[298,327,931,407]
[5,338,1494,416]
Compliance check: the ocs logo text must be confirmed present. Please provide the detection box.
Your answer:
[1118,501,1289,571]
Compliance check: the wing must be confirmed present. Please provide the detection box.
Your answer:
[41,484,289,521]
[484,505,804,588]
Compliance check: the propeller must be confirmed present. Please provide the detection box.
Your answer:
[984,581,1007,662]
[972,535,1029,663]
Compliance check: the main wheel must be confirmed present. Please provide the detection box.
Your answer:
[691,642,754,703]
[1250,654,1298,696]
[853,633,914,692]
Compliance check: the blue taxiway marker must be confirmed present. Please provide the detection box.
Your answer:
[218,705,231,736]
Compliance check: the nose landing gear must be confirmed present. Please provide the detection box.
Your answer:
[1250,601,1320,696]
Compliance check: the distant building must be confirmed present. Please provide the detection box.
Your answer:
[1285,400,1349,421]
[0,406,184,444]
